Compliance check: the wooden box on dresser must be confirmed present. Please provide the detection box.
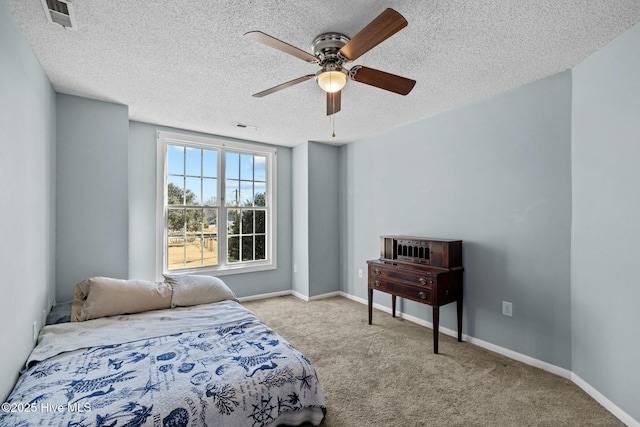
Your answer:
[368,236,464,354]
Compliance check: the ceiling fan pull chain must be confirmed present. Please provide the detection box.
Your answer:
[332,115,336,138]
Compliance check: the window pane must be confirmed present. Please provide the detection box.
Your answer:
[227,209,239,235]
[242,236,254,261]
[167,208,185,235]
[186,147,201,176]
[203,150,217,178]
[228,236,240,263]
[203,208,218,266]
[203,234,218,266]
[240,181,253,207]
[167,176,184,205]
[167,145,184,176]
[254,182,266,206]
[254,156,266,182]
[255,210,266,234]
[240,154,253,180]
[203,178,217,206]
[167,243,185,269]
[204,208,218,231]
[185,177,201,205]
[226,180,240,206]
[226,152,239,180]
[241,210,254,234]
[184,237,203,268]
[185,208,203,234]
[167,208,185,269]
[255,235,266,260]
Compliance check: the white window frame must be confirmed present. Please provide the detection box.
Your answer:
[156,131,277,279]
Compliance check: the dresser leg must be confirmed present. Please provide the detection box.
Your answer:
[368,288,373,325]
[457,297,463,342]
[433,306,440,354]
[392,295,397,318]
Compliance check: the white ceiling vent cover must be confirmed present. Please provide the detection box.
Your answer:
[41,0,76,30]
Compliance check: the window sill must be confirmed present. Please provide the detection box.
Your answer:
[162,261,277,278]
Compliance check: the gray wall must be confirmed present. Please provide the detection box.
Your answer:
[340,71,573,369]
[308,142,340,297]
[0,0,56,400]
[128,121,293,298]
[571,23,640,422]
[56,94,129,300]
[292,143,309,296]
[292,141,341,298]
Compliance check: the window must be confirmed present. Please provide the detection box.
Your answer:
[157,131,276,276]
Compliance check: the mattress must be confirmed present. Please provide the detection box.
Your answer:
[1,299,325,426]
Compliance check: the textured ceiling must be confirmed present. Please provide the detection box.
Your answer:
[6,0,640,147]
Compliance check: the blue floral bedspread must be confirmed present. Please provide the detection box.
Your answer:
[0,300,325,427]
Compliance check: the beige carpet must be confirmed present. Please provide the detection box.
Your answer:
[242,295,622,427]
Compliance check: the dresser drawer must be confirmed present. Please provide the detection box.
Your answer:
[369,279,432,304]
[369,263,437,288]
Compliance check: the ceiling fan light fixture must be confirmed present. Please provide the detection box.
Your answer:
[316,68,347,93]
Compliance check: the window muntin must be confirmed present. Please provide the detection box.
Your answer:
[158,131,276,276]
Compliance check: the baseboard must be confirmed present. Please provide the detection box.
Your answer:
[571,373,639,427]
[237,290,291,302]
[339,291,636,426]
[464,335,571,380]
[239,290,342,303]
[291,290,342,302]
[337,291,368,305]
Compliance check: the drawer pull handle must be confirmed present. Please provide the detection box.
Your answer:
[374,269,381,276]
[374,280,381,287]
[418,291,428,300]
[418,278,427,285]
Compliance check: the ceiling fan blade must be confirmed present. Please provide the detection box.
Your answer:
[338,8,408,61]
[327,91,342,115]
[245,31,318,63]
[350,66,415,95]
[252,74,315,98]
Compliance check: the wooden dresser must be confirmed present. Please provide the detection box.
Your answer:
[368,236,464,354]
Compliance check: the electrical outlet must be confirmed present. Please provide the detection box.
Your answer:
[358,269,363,278]
[502,301,513,317]
[293,264,297,273]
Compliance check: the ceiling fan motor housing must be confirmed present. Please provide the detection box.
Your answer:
[312,32,350,65]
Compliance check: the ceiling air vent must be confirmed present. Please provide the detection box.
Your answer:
[41,0,76,30]
[234,123,259,131]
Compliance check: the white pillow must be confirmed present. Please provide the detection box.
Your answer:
[163,274,238,307]
[71,277,172,322]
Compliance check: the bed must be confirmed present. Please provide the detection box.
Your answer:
[0,277,326,427]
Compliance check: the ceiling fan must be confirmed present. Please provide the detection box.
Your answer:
[245,8,416,116]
